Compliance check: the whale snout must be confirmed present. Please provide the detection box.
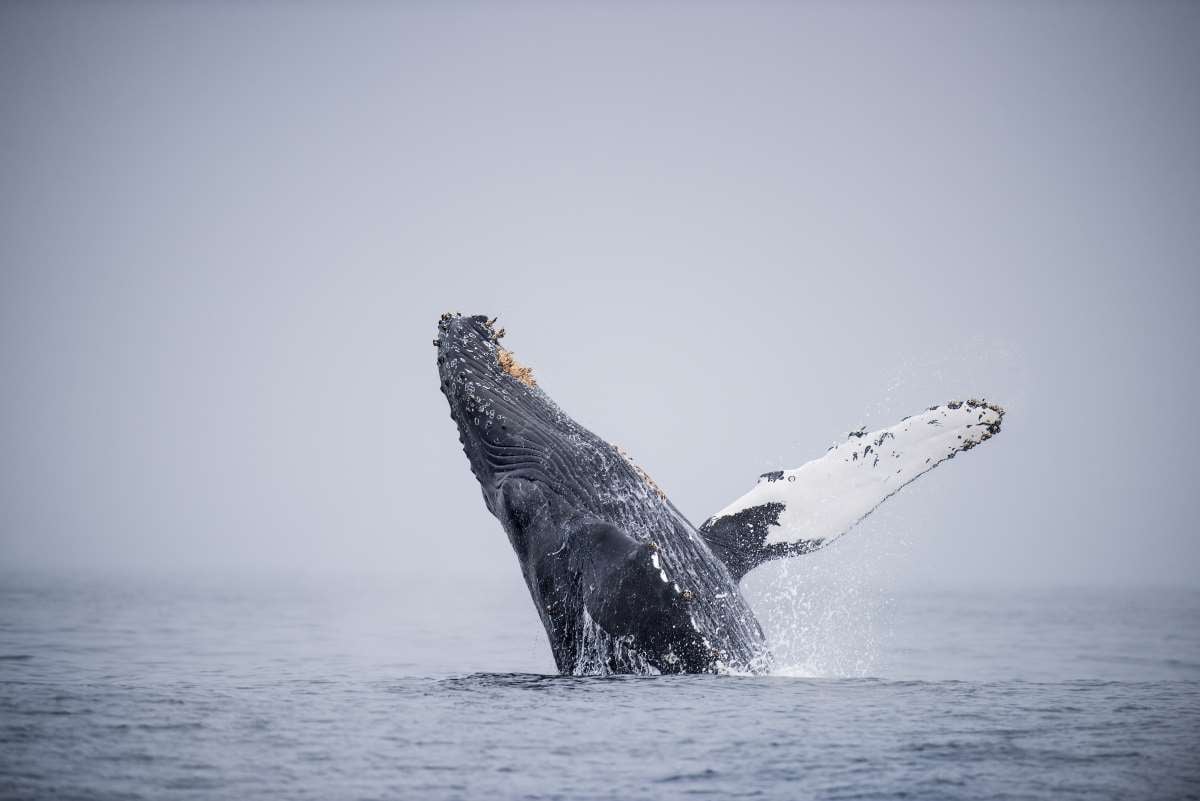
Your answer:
[435,312,536,394]
[437,313,485,359]
[436,313,497,423]
[436,312,546,492]
[436,312,492,340]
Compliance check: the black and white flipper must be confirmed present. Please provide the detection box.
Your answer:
[699,400,1004,580]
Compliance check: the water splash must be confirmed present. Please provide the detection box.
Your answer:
[741,338,1021,678]
[571,608,660,676]
[744,515,904,678]
[865,336,1028,424]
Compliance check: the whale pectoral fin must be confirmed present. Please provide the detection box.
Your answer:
[700,400,1005,580]
[699,507,824,582]
[566,520,712,673]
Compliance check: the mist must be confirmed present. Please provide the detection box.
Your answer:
[2,1,1198,588]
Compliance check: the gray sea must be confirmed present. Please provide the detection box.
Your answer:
[1,571,1198,800]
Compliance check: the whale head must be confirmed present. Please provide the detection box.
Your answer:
[435,312,579,515]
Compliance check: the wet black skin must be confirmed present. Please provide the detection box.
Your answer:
[436,313,770,674]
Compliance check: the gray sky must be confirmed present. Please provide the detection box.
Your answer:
[2,1,1198,586]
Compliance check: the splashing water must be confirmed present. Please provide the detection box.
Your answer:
[571,607,660,675]
[865,336,1028,424]
[744,515,906,678]
[739,341,1018,678]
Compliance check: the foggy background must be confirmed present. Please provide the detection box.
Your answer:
[2,1,1198,591]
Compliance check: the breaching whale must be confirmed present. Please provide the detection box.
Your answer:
[435,313,1003,675]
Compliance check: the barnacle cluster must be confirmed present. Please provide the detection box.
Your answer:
[481,315,537,388]
[496,347,536,388]
[614,445,667,500]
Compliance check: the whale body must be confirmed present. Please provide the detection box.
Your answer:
[435,313,1003,674]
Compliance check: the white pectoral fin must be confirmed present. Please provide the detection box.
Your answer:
[699,400,1004,580]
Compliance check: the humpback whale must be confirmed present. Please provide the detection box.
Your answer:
[436,313,1004,674]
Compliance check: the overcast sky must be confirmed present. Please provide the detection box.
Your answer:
[2,1,1198,588]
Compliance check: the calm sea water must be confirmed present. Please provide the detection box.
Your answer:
[1,571,1198,800]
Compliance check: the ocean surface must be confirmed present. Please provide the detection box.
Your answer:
[1,571,1198,800]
